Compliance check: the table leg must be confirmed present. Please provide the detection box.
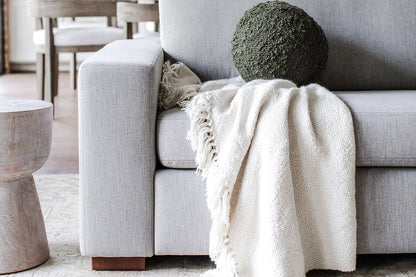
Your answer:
[0,176,50,274]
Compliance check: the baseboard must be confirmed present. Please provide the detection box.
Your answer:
[10,62,37,73]
[10,62,77,73]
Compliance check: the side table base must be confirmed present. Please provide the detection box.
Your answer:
[0,176,50,274]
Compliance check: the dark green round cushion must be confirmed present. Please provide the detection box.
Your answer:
[232,1,328,86]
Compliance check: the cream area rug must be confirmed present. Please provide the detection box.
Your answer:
[4,174,213,277]
[3,174,415,277]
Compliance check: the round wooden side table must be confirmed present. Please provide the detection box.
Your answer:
[0,99,53,274]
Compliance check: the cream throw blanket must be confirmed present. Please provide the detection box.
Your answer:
[162,63,357,277]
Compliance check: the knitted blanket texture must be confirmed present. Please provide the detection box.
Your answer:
[163,63,357,276]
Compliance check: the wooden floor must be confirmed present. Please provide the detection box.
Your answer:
[0,73,78,174]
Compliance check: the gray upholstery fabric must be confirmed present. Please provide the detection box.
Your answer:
[155,169,211,255]
[78,38,164,257]
[356,168,416,254]
[160,0,416,90]
[157,107,194,168]
[157,91,416,168]
[337,91,416,167]
[154,168,416,255]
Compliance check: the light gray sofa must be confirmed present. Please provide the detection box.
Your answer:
[78,0,416,270]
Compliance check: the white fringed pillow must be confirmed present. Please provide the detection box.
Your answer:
[158,61,202,111]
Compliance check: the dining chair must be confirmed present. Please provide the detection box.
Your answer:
[117,1,159,40]
[27,0,134,105]
[51,19,114,91]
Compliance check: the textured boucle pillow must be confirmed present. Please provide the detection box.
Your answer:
[232,1,328,86]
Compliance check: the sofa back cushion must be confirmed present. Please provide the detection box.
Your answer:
[159,0,416,90]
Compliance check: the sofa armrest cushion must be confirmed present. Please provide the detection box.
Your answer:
[78,38,163,257]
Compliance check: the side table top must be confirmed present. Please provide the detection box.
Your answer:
[0,99,52,113]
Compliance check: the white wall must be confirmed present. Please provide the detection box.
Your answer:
[9,0,36,69]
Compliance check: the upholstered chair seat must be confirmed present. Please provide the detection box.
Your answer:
[33,25,123,47]
[132,32,160,41]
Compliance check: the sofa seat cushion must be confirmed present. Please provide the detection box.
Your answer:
[154,168,416,255]
[157,91,416,168]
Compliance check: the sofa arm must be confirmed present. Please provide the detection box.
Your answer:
[78,39,163,257]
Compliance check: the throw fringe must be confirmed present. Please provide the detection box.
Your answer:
[185,95,239,277]
[185,95,217,174]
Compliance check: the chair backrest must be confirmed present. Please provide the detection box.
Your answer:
[160,0,416,90]
[27,0,120,19]
[117,3,159,23]
[27,0,127,29]
[117,2,159,39]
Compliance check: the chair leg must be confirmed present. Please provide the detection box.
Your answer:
[91,257,146,271]
[44,17,57,105]
[124,22,133,39]
[70,53,77,90]
[36,53,45,100]
[132,22,138,36]
[44,51,55,104]
[54,52,59,97]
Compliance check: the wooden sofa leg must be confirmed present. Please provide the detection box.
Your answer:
[91,257,146,271]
